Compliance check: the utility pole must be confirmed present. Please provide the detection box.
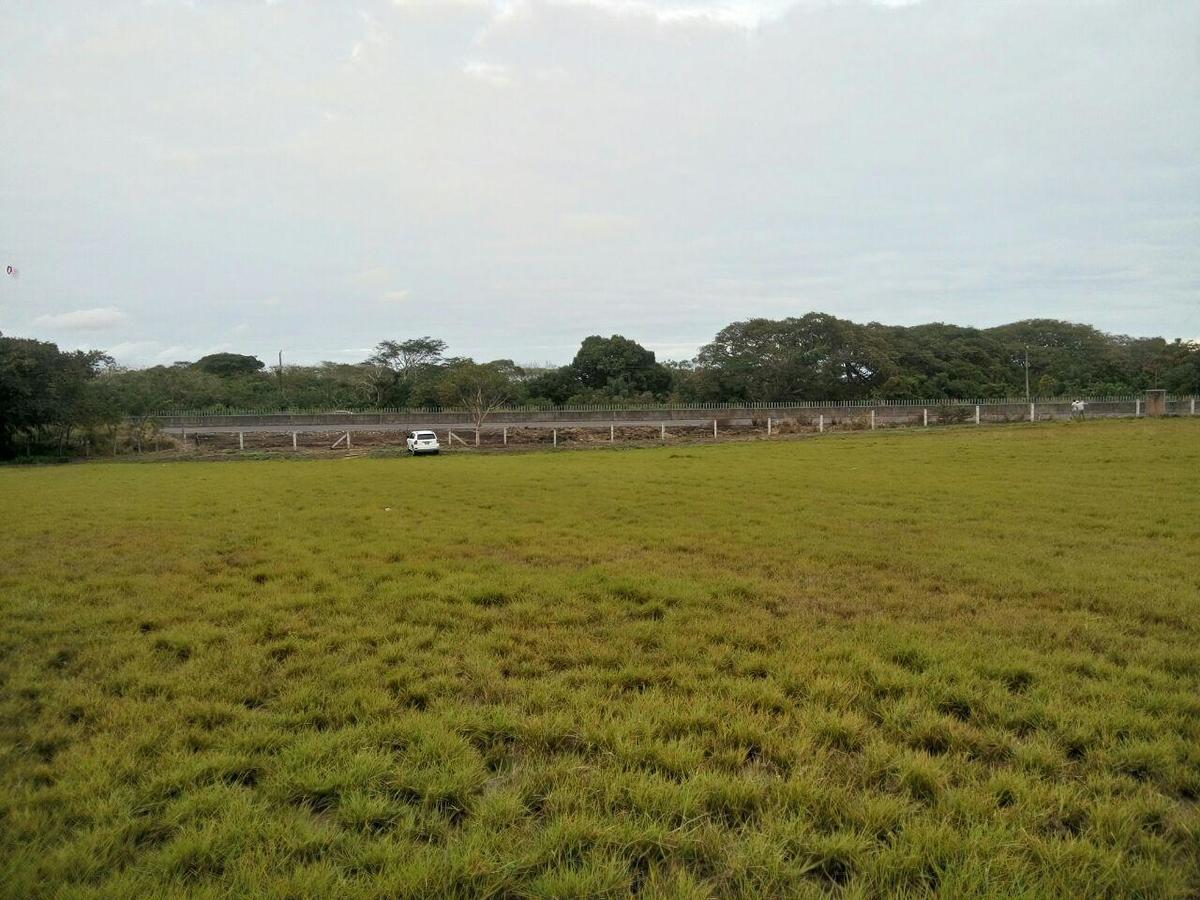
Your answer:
[1024,346,1030,400]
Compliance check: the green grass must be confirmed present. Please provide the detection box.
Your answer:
[2,419,1198,898]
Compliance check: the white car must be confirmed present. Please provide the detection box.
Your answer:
[406,430,440,455]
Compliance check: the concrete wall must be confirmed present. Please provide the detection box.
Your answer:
[150,396,1196,432]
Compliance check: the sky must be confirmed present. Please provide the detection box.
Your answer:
[1,0,1197,367]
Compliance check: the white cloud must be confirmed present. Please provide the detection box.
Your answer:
[351,266,391,288]
[485,0,795,33]
[106,340,161,359]
[32,308,127,330]
[352,267,410,303]
[561,211,639,238]
[462,60,513,86]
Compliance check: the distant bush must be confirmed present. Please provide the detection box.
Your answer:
[935,404,971,424]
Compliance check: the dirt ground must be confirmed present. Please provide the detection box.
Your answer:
[157,418,858,458]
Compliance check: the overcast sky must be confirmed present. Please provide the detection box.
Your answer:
[1,0,1197,367]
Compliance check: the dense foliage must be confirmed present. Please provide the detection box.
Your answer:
[1,314,1197,456]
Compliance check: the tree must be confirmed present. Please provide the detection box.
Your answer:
[363,337,448,406]
[569,335,671,399]
[1159,340,1200,394]
[526,367,582,405]
[194,353,265,378]
[0,334,111,457]
[696,314,895,401]
[438,361,517,443]
[985,320,1132,395]
[106,364,226,450]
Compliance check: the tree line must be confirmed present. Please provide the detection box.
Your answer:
[2,313,1197,457]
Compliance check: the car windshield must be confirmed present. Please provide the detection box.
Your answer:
[417,433,436,440]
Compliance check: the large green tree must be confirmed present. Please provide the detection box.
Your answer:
[567,335,671,399]
[0,334,112,457]
[696,313,896,401]
[363,337,448,407]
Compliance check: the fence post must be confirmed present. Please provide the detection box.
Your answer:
[713,419,718,438]
[1029,402,1035,422]
[503,427,507,446]
[660,423,665,441]
[870,410,876,430]
[475,429,480,446]
[239,431,244,451]
[1135,399,1141,417]
[767,417,772,435]
[553,428,557,448]
[610,424,614,443]
[346,431,351,449]
[923,409,928,427]
[292,431,297,450]
[819,414,824,433]
[1192,397,1196,416]
[974,405,980,425]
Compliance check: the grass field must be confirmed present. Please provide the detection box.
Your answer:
[2,420,1198,898]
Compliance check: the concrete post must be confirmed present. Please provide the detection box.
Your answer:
[475,429,480,446]
[870,410,875,430]
[503,427,507,445]
[346,431,351,449]
[239,432,244,451]
[1030,402,1035,422]
[1192,397,1196,416]
[767,417,772,436]
[660,423,665,440]
[819,414,824,433]
[1145,390,1166,417]
[923,409,928,427]
[713,419,718,438]
[292,431,297,450]
[975,405,980,425]
[1136,399,1141,417]
[553,428,557,447]
[610,424,614,443]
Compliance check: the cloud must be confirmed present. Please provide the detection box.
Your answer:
[462,60,513,86]
[351,266,391,288]
[483,0,797,34]
[561,211,638,238]
[352,267,410,303]
[32,308,127,330]
[105,340,161,359]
